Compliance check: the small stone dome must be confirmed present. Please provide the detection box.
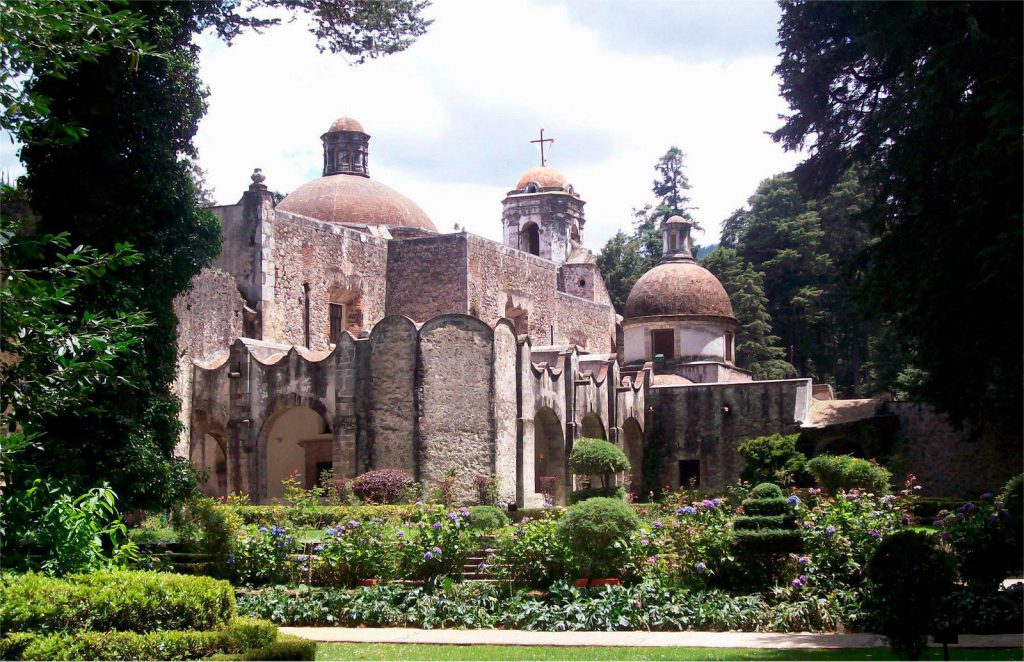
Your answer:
[516,166,567,190]
[663,214,691,226]
[277,175,436,232]
[624,261,735,320]
[326,116,365,134]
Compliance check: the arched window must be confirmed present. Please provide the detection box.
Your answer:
[522,222,540,256]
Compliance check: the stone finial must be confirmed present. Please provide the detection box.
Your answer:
[249,168,267,191]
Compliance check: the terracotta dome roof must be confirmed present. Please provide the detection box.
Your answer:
[663,215,692,226]
[624,260,735,319]
[326,116,365,134]
[516,166,567,190]
[277,174,436,232]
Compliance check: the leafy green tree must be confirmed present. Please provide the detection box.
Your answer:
[651,146,696,225]
[13,0,432,511]
[773,1,1023,420]
[702,247,795,380]
[596,230,643,313]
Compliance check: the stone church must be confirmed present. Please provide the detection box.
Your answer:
[174,116,1020,504]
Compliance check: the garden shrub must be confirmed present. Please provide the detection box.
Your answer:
[806,454,891,495]
[749,483,784,499]
[207,633,316,661]
[1000,473,1023,568]
[314,518,404,585]
[228,504,416,528]
[351,469,415,504]
[934,498,1013,591]
[740,497,789,516]
[738,433,808,486]
[173,497,242,574]
[866,530,955,661]
[7,618,277,661]
[568,486,625,504]
[494,514,573,587]
[472,475,500,506]
[231,525,299,586]
[397,505,473,580]
[0,570,235,633]
[568,439,630,489]
[467,505,509,531]
[557,497,639,578]
[731,484,801,588]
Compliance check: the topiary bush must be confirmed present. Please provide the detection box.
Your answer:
[806,454,891,495]
[468,505,509,531]
[557,497,639,579]
[568,486,625,504]
[568,438,630,490]
[866,530,955,661]
[731,483,801,588]
[738,433,809,486]
[0,571,235,633]
[351,469,415,504]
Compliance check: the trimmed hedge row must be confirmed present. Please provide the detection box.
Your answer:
[0,571,235,633]
[208,634,316,661]
[0,618,277,661]
[740,497,790,517]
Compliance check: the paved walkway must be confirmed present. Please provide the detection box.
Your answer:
[282,627,1024,649]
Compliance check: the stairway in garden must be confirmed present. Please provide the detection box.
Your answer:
[461,534,504,582]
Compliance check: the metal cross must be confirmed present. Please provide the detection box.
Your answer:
[530,128,554,167]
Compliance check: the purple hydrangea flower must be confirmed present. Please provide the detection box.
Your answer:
[799,574,808,584]
[696,562,707,573]
[981,492,994,502]
[788,495,801,506]
[424,551,433,560]
[415,501,424,506]
[652,521,663,528]
[432,546,442,555]
[868,529,881,538]
[459,507,471,516]
[940,531,950,541]
[901,515,911,526]
[792,578,803,588]
[432,521,442,529]
[396,531,405,538]
[798,556,810,566]
[932,520,944,527]
[313,544,324,552]
[297,555,308,562]
[701,499,715,509]
[825,525,836,536]
[641,539,649,546]
[325,528,336,536]
[677,506,697,516]
[712,498,723,507]
[348,520,360,528]
[448,513,459,521]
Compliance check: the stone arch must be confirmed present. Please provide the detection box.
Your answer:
[327,280,364,342]
[258,405,332,502]
[521,222,540,256]
[190,413,228,498]
[534,407,567,506]
[622,417,643,497]
[581,412,606,440]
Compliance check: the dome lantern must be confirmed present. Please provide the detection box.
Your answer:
[321,116,370,177]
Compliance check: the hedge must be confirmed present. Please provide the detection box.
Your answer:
[568,486,625,504]
[0,571,235,633]
[740,497,789,517]
[732,514,791,531]
[207,634,316,661]
[227,504,421,528]
[2,618,276,661]
[732,528,804,554]
[806,454,891,495]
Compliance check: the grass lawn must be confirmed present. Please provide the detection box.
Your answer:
[315,643,1024,661]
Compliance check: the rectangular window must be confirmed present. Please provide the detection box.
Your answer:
[329,303,344,344]
[679,459,701,488]
[651,329,675,360]
[669,234,677,251]
[725,332,734,362]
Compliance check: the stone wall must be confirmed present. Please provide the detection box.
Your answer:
[884,402,1022,497]
[644,379,812,491]
[385,234,468,322]
[267,211,389,347]
[492,322,519,504]
[418,316,495,503]
[366,316,418,475]
[555,291,616,352]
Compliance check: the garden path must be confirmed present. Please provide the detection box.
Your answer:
[281,628,1023,649]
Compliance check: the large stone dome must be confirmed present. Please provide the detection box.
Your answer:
[516,166,567,190]
[277,174,436,232]
[624,260,735,320]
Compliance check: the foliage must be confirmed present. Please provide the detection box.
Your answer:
[207,633,316,661]
[569,486,626,504]
[398,505,473,581]
[558,498,639,578]
[493,514,574,587]
[313,517,404,585]
[702,248,796,380]
[428,467,460,507]
[569,438,630,489]
[773,2,1022,418]
[865,531,956,660]
[231,525,299,586]
[4,618,278,661]
[467,505,509,531]
[731,484,801,588]
[225,503,423,528]
[0,570,235,633]
[173,496,242,575]
[806,455,891,495]
[351,469,415,505]
[933,497,1014,591]
[737,434,808,488]
[472,475,500,506]
[1000,473,1023,567]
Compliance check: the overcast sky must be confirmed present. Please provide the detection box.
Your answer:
[1,0,804,250]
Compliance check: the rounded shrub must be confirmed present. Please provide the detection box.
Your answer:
[866,530,955,660]
[738,433,808,486]
[468,505,509,531]
[806,454,891,495]
[568,439,630,489]
[351,469,414,504]
[750,483,784,499]
[557,497,639,578]
[731,483,801,588]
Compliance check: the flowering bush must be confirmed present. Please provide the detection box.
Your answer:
[351,469,415,505]
[493,513,573,587]
[627,497,733,587]
[313,518,404,586]
[934,495,1014,590]
[232,525,298,586]
[398,505,473,581]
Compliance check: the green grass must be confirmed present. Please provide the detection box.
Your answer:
[315,644,1024,661]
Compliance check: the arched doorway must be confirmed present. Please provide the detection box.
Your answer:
[196,433,227,498]
[521,222,540,256]
[622,418,643,497]
[261,406,332,502]
[534,408,566,505]
[581,412,606,440]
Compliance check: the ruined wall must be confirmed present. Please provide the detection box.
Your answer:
[645,379,812,491]
[385,234,468,322]
[367,316,418,475]
[885,402,1022,497]
[417,316,495,501]
[492,322,519,504]
[266,211,389,347]
[173,269,246,455]
[555,292,615,352]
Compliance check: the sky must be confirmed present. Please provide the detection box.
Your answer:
[1,0,804,251]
